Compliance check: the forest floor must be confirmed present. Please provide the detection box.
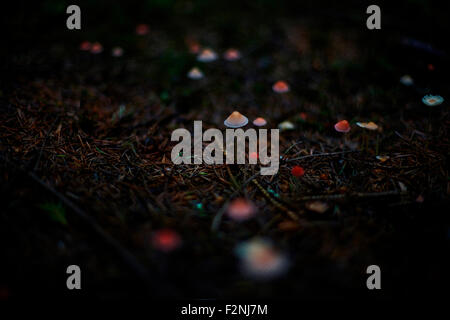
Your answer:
[0,6,449,299]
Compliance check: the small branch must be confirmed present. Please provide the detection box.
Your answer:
[211,170,260,232]
[285,150,358,162]
[293,190,407,202]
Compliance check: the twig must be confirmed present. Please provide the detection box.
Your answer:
[251,179,300,221]
[292,190,407,202]
[211,171,260,232]
[286,150,358,162]
[282,140,304,158]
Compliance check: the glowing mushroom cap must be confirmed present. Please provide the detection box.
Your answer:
[197,48,218,62]
[223,48,241,61]
[272,81,290,93]
[90,42,103,54]
[187,67,204,80]
[235,239,288,279]
[376,155,390,162]
[400,75,414,86]
[253,117,267,126]
[136,24,149,35]
[356,121,378,130]
[305,201,329,213]
[151,229,181,252]
[227,198,257,221]
[334,120,351,133]
[224,111,248,128]
[422,95,444,106]
[278,121,294,131]
[112,47,124,57]
[299,112,308,121]
[80,41,91,51]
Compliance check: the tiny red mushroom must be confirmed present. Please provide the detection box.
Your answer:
[136,24,149,35]
[80,41,91,51]
[291,166,305,177]
[152,229,181,252]
[223,48,241,61]
[90,42,103,54]
[272,81,290,93]
[334,120,351,133]
[249,152,258,160]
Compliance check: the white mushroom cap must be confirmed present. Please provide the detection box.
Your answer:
[356,121,378,130]
[187,67,204,80]
[400,75,414,86]
[278,121,295,131]
[224,111,248,128]
[197,48,218,62]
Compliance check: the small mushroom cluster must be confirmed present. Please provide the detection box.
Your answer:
[185,46,243,81]
[223,111,267,129]
[80,41,124,57]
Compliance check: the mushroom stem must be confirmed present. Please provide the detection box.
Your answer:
[343,134,349,150]
[428,108,432,133]
[375,133,380,155]
[361,132,368,152]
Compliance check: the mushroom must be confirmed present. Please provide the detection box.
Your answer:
[272,81,290,93]
[187,67,204,80]
[111,47,124,57]
[136,24,149,35]
[185,38,201,54]
[151,229,181,252]
[356,121,379,153]
[422,95,444,131]
[376,155,390,162]
[235,239,288,279]
[278,121,295,131]
[305,201,329,214]
[422,95,444,106]
[223,48,241,61]
[253,117,267,126]
[224,111,248,128]
[334,120,351,133]
[80,41,91,51]
[400,75,414,86]
[356,122,378,130]
[197,48,218,62]
[291,165,305,177]
[249,152,258,161]
[90,42,103,54]
[334,120,351,149]
[226,198,257,221]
